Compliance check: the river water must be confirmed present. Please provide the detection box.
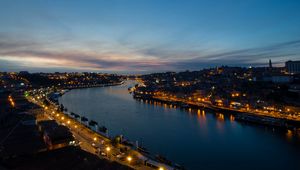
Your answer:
[59,80,300,170]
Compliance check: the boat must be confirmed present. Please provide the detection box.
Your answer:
[137,146,150,154]
[74,114,80,119]
[155,154,173,165]
[81,116,88,122]
[89,120,98,126]
[235,114,286,127]
[180,103,189,108]
[122,140,134,147]
[98,126,107,133]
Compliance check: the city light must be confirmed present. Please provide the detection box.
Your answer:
[8,95,15,107]
[0,0,300,170]
[127,156,132,162]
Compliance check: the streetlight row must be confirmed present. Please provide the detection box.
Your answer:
[41,97,167,170]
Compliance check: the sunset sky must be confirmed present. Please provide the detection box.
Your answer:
[0,0,300,73]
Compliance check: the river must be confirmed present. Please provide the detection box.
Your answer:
[59,80,300,170]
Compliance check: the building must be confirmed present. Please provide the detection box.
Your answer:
[254,75,291,83]
[271,75,291,83]
[285,60,300,74]
[38,120,75,150]
[19,71,29,75]
[43,125,75,150]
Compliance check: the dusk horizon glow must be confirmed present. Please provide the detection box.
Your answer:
[1,0,300,73]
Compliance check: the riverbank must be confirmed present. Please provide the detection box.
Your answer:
[48,82,125,105]
[33,83,182,170]
[133,93,300,130]
[63,81,125,90]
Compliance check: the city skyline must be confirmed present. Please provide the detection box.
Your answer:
[1,0,300,73]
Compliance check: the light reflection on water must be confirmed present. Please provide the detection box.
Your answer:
[59,81,300,170]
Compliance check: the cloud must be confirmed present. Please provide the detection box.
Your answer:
[0,32,300,73]
[0,34,171,72]
[157,39,300,69]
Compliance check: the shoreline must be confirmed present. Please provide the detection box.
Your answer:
[62,81,125,91]
[57,81,125,97]
[43,82,182,170]
[133,94,300,130]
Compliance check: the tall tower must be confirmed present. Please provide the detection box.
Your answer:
[269,59,272,69]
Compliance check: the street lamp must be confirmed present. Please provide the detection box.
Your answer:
[106,146,111,159]
[127,156,132,163]
[159,167,165,170]
[93,137,97,141]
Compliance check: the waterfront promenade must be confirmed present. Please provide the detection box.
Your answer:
[27,90,174,170]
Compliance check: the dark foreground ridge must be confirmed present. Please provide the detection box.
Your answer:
[2,146,132,170]
[0,90,132,170]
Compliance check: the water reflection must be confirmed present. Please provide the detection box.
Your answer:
[230,115,235,122]
[286,129,293,141]
[135,97,300,146]
[216,113,225,121]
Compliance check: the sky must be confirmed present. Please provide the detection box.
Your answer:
[0,0,300,73]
